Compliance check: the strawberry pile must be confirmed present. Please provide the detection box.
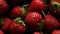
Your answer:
[0,0,60,34]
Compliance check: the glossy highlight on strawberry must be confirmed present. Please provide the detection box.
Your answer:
[52,30,60,34]
[25,12,42,31]
[10,6,26,19]
[44,14,59,33]
[49,0,60,15]
[9,21,26,34]
[28,0,46,12]
[0,0,9,15]
[0,30,4,34]
[9,18,26,34]
[33,32,41,34]
[1,18,12,31]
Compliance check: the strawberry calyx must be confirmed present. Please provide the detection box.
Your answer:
[14,17,25,26]
[52,2,60,7]
[19,6,28,17]
[21,5,29,20]
[23,5,29,16]
[51,2,60,12]
[19,7,26,16]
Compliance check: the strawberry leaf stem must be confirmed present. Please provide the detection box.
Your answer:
[14,17,25,26]
[42,10,46,17]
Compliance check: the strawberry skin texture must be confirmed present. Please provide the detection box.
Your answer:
[33,32,41,34]
[44,14,59,33]
[10,6,23,18]
[28,0,46,12]
[0,0,9,15]
[9,21,26,34]
[0,30,4,34]
[58,0,60,3]
[52,30,60,34]
[25,12,42,31]
[1,18,12,31]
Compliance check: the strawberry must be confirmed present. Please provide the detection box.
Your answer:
[1,18,12,31]
[52,30,60,34]
[25,12,42,31]
[0,30,4,34]
[1,18,26,34]
[10,6,26,19]
[9,18,26,34]
[58,0,60,3]
[0,0,9,15]
[49,0,60,15]
[28,0,46,12]
[33,32,41,34]
[44,14,59,33]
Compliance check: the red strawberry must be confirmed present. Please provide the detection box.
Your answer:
[33,32,41,34]
[44,14,59,33]
[10,6,26,19]
[58,0,60,3]
[49,0,60,15]
[25,12,42,31]
[9,18,26,34]
[0,0,9,15]
[0,30,4,34]
[28,0,46,12]
[1,18,12,31]
[52,30,60,34]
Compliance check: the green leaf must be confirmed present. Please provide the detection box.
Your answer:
[14,17,25,26]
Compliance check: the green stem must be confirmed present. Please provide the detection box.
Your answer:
[14,17,25,26]
[42,10,46,17]
[38,19,44,32]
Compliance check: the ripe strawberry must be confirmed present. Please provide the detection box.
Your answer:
[33,32,41,34]
[44,14,59,33]
[10,6,26,19]
[0,30,4,34]
[9,18,26,34]
[58,0,60,3]
[28,0,46,12]
[52,30,60,34]
[25,12,42,31]
[1,18,12,31]
[0,0,9,15]
[49,0,60,15]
